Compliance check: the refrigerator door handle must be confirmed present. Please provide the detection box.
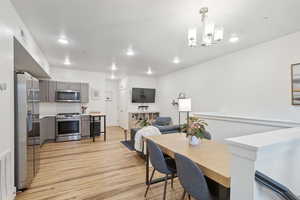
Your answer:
[27,112,33,133]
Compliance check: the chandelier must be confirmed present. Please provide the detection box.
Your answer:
[188,7,224,47]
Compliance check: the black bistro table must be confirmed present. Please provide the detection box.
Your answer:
[89,113,106,142]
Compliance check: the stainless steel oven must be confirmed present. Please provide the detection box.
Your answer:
[56,113,81,142]
[56,90,80,102]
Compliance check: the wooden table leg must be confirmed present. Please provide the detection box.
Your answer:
[104,115,106,141]
[146,140,149,185]
[124,129,127,141]
[99,116,102,137]
[92,116,95,142]
[218,185,230,200]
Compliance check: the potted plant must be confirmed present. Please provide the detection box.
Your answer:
[81,104,88,114]
[183,116,208,146]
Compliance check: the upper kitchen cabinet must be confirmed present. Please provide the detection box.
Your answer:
[39,80,89,103]
[80,83,89,103]
[39,80,49,102]
[56,81,81,91]
[48,81,57,102]
[39,80,56,102]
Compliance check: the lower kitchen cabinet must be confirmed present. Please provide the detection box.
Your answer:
[81,115,90,137]
[40,116,56,144]
[80,83,89,103]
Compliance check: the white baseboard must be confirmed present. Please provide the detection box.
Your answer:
[10,186,16,200]
[0,150,14,200]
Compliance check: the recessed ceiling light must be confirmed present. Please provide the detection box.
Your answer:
[58,37,69,45]
[229,36,239,43]
[5,28,13,35]
[64,57,71,66]
[126,46,135,56]
[173,57,180,64]
[111,73,116,80]
[147,67,153,75]
[111,63,117,71]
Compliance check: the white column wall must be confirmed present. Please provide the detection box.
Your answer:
[227,128,300,200]
[0,1,49,199]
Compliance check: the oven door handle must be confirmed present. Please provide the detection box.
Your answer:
[57,119,80,122]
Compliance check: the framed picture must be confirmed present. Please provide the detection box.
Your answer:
[291,63,300,105]
[91,88,101,100]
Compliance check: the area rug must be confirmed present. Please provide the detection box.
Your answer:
[120,140,135,151]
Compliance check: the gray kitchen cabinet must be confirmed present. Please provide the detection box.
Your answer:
[40,80,88,103]
[40,116,56,144]
[56,81,68,90]
[48,81,57,102]
[70,82,81,91]
[80,83,89,103]
[81,115,90,137]
[57,81,81,91]
[40,117,48,145]
[47,116,56,140]
[39,80,49,102]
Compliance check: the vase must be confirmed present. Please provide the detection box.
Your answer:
[189,135,201,146]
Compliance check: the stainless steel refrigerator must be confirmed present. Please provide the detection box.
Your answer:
[14,72,40,190]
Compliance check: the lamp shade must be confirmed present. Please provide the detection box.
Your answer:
[178,98,191,112]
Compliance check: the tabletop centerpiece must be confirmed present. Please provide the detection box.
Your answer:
[182,116,208,146]
[81,104,88,114]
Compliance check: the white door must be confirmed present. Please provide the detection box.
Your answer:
[104,80,118,126]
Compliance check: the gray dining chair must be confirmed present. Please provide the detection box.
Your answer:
[145,139,177,200]
[175,153,212,200]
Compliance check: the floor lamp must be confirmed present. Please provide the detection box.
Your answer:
[178,98,192,133]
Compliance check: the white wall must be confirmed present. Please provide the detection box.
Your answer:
[127,75,160,112]
[0,0,49,199]
[158,31,300,138]
[194,112,300,142]
[118,75,159,129]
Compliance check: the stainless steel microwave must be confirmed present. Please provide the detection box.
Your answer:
[55,90,81,102]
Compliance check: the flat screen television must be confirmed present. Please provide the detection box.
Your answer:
[132,88,156,103]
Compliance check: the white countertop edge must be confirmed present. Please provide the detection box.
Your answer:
[40,114,56,119]
[225,127,300,151]
[40,113,106,119]
[128,111,160,113]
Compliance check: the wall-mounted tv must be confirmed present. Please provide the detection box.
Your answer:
[132,88,156,103]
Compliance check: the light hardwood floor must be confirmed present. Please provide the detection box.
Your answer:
[16,127,184,200]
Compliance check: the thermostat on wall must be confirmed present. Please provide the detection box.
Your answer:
[0,83,7,91]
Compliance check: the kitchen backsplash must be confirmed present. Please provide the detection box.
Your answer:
[40,103,81,115]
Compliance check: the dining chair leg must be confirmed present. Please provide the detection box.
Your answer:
[181,191,186,200]
[163,175,168,200]
[144,169,155,197]
[171,173,174,189]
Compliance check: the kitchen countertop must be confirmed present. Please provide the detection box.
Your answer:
[40,114,56,119]
[40,113,106,119]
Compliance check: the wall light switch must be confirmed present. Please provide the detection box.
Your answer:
[0,83,7,91]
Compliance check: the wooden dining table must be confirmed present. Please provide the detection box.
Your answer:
[143,133,231,200]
